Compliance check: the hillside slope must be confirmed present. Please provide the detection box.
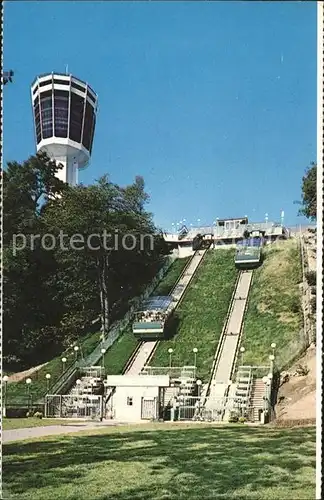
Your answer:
[151,249,238,381]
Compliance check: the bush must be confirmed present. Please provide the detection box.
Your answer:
[288,295,301,314]
[296,364,309,376]
[228,412,239,423]
[305,271,316,287]
[238,416,246,423]
[6,408,29,418]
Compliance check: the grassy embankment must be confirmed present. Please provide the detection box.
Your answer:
[2,423,315,500]
[6,257,189,403]
[5,331,101,404]
[151,249,238,382]
[241,239,303,368]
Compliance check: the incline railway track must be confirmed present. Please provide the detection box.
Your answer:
[104,247,210,405]
[124,246,211,375]
[202,270,253,406]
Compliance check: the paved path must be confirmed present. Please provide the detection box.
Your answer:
[2,421,119,443]
[213,271,253,384]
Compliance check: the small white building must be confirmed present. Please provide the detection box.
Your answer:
[105,375,170,422]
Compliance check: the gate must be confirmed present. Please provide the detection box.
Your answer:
[45,394,103,419]
[141,397,157,420]
[178,396,226,422]
[45,395,62,418]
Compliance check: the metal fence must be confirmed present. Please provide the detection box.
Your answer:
[177,395,256,422]
[45,394,103,419]
[232,365,271,383]
[141,366,196,379]
[80,366,105,378]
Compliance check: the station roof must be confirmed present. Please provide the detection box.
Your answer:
[216,217,248,224]
[139,296,173,312]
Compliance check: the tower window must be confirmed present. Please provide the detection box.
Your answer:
[54,90,69,138]
[82,101,94,150]
[69,93,84,143]
[40,93,53,139]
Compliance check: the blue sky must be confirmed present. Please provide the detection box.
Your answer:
[4,1,316,230]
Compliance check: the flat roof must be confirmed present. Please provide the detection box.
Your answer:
[138,296,173,312]
[216,217,248,223]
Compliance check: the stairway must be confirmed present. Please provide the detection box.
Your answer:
[233,367,253,413]
[250,378,266,422]
[164,386,179,406]
[179,378,195,397]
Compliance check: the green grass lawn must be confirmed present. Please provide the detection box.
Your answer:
[151,249,238,381]
[102,257,190,375]
[241,239,304,369]
[2,418,82,431]
[2,423,316,500]
[6,258,189,403]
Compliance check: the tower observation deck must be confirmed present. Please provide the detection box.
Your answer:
[31,73,98,186]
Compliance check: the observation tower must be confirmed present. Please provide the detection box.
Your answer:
[31,73,98,186]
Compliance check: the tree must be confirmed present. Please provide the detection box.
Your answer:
[3,153,169,369]
[299,162,316,220]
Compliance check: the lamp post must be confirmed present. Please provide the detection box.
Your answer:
[61,357,67,373]
[269,354,275,372]
[196,379,202,399]
[240,346,245,366]
[76,379,81,396]
[262,376,269,417]
[168,348,173,368]
[74,345,79,361]
[193,348,198,371]
[3,375,9,417]
[45,373,51,393]
[262,375,271,410]
[90,378,94,395]
[101,348,106,369]
[26,378,32,409]
[267,372,273,413]
[270,343,276,356]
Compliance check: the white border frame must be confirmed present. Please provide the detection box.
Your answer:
[316,4,323,500]
[0,3,322,500]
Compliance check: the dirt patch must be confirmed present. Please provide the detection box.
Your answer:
[257,302,268,313]
[8,363,48,383]
[278,312,298,324]
[275,345,316,420]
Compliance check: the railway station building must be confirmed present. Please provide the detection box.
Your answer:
[105,375,170,422]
